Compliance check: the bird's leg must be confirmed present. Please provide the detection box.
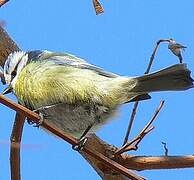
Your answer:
[33,111,44,128]
[178,54,183,63]
[30,106,50,127]
[34,104,61,112]
[72,137,88,151]
[80,122,95,140]
[72,104,100,151]
[31,103,63,127]
[72,121,96,151]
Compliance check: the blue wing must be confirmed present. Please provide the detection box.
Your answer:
[26,50,119,78]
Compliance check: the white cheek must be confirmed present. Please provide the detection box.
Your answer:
[17,55,28,73]
[5,74,11,84]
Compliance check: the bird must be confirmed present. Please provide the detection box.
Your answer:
[2,50,193,139]
[168,38,187,63]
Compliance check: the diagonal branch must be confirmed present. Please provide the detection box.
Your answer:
[0,94,145,180]
[0,26,20,67]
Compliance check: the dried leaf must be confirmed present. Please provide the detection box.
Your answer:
[0,0,9,7]
[92,0,104,15]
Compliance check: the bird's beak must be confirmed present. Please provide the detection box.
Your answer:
[0,69,6,85]
[1,76,6,85]
[2,85,13,95]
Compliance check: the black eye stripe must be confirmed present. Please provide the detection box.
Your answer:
[11,70,17,77]
[11,60,20,77]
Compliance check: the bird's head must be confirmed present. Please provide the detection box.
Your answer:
[3,51,28,94]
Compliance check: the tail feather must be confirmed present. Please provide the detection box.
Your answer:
[133,63,193,92]
[127,94,151,103]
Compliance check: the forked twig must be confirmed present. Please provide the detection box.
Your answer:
[122,39,170,145]
[82,134,194,171]
[115,100,165,155]
[10,112,25,180]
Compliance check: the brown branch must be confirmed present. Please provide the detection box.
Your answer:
[0,94,145,180]
[120,155,194,171]
[116,100,165,155]
[10,113,25,180]
[82,135,145,180]
[92,0,104,15]
[0,26,20,67]
[82,135,194,171]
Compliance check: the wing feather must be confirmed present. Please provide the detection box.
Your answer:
[27,50,119,78]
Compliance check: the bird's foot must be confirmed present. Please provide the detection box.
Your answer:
[27,118,35,125]
[26,114,44,127]
[72,137,88,152]
[33,110,44,128]
[72,122,96,151]
[27,108,45,126]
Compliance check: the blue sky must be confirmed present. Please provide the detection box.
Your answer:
[0,0,194,179]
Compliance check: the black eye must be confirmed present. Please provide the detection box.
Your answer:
[11,70,17,77]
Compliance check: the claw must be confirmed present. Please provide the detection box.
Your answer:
[27,118,35,125]
[72,137,88,152]
[33,112,44,128]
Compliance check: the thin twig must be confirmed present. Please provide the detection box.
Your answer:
[0,94,145,180]
[145,39,170,74]
[123,101,138,145]
[123,39,169,145]
[10,112,25,180]
[115,100,165,155]
[162,142,169,156]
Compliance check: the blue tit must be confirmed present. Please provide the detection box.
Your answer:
[2,50,193,138]
[168,38,187,63]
